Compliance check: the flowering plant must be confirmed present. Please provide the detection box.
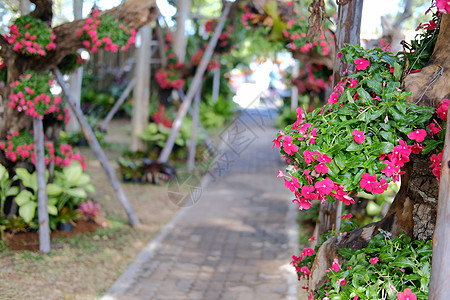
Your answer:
[5,15,56,56]
[315,233,431,300]
[292,62,332,95]
[283,16,333,55]
[0,130,87,170]
[8,70,69,121]
[204,19,234,53]
[274,45,443,210]
[77,7,136,53]
[155,68,185,90]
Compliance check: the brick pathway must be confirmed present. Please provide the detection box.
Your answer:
[102,107,299,300]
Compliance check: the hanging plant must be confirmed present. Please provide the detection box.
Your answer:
[0,130,87,170]
[77,7,136,53]
[283,16,333,55]
[8,70,69,122]
[155,68,185,90]
[274,45,445,210]
[292,62,332,95]
[5,15,56,56]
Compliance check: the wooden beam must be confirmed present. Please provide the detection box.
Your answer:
[158,3,231,163]
[187,88,201,172]
[33,117,51,253]
[54,68,140,227]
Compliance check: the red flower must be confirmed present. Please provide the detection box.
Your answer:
[437,98,449,121]
[341,213,352,219]
[369,256,379,265]
[397,288,417,300]
[354,58,370,71]
[430,123,440,134]
[352,129,365,144]
[283,135,298,155]
[407,129,426,142]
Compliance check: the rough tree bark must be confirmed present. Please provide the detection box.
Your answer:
[309,14,450,293]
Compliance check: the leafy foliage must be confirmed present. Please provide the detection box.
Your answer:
[317,233,432,300]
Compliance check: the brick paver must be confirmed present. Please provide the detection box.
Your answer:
[102,107,299,300]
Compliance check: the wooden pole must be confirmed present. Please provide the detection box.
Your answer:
[98,78,136,131]
[33,118,51,253]
[54,68,140,227]
[155,22,168,68]
[212,67,220,103]
[177,89,216,155]
[158,3,231,163]
[291,59,299,111]
[429,105,450,299]
[187,88,201,172]
[131,25,151,152]
[317,0,364,238]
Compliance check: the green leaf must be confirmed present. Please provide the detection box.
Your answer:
[393,62,402,81]
[19,201,37,223]
[66,188,87,199]
[77,174,91,186]
[63,161,83,186]
[15,168,34,190]
[391,256,416,269]
[380,131,394,142]
[338,248,354,260]
[0,164,9,182]
[367,109,385,122]
[370,142,394,155]
[47,204,58,216]
[15,190,34,206]
[46,183,62,197]
[6,186,19,197]
[382,54,397,67]
[84,184,96,194]
[357,88,371,102]
[346,142,364,152]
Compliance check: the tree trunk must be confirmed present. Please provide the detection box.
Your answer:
[173,0,192,63]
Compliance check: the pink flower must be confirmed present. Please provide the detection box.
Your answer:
[369,257,379,265]
[360,173,378,192]
[317,154,332,163]
[277,170,284,178]
[315,177,334,195]
[354,58,370,71]
[381,160,400,177]
[285,176,301,192]
[328,92,339,104]
[272,131,285,149]
[331,258,340,271]
[397,288,417,300]
[283,135,298,155]
[300,266,310,276]
[303,149,316,164]
[301,185,317,200]
[337,278,347,285]
[407,129,426,142]
[314,162,329,174]
[341,213,352,219]
[437,98,449,121]
[430,123,440,134]
[352,129,365,144]
[349,78,358,88]
[308,236,316,241]
[301,248,315,257]
[437,0,450,13]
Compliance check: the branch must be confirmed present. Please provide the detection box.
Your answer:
[393,0,413,28]
[30,0,53,24]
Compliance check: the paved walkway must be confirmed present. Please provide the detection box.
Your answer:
[102,107,299,300]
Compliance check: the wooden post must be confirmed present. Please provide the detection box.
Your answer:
[131,25,151,152]
[54,68,140,227]
[66,0,84,132]
[316,0,364,238]
[429,105,450,298]
[98,78,136,131]
[187,88,201,172]
[291,59,299,111]
[173,0,191,62]
[177,89,216,156]
[155,22,168,68]
[158,3,231,163]
[33,118,51,253]
[212,67,220,103]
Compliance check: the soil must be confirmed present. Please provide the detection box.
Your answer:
[2,221,99,251]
